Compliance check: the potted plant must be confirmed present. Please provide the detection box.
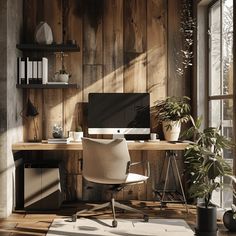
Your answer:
[54,52,71,83]
[223,203,236,231]
[74,125,83,142]
[155,96,191,141]
[184,117,233,236]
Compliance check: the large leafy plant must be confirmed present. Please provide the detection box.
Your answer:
[184,117,233,208]
[155,96,191,123]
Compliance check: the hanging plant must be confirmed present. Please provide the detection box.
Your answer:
[176,0,196,77]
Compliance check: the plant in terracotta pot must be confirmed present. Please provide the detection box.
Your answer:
[184,117,233,236]
[155,96,191,141]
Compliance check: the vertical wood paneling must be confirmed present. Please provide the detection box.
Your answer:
[43,0,62,44]
[43,0,63,82]
[83,65,103,102]
[23,0,38,43]
[21,0,189,202]
[168,0,185,97]
[63,88,80,136]
[83,0,103,65]
[42,89,63,139]
[83,0,103,102]
[147,0,167,106]
[124,53,147,92]
[103,0,123,92]
[124,0,147,92]
[24,90,43,141]
[124,0,146,53]
[63,0,83,88]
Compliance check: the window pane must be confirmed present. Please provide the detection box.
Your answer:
[209,99,233,137]
[209,99,233,208]
[209,1,221,96]
[222,0,233,95]
[208,0,234,210]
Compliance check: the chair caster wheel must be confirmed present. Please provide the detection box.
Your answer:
[71,214,77,222]
[143,215,149,222]
[112,220,118,227]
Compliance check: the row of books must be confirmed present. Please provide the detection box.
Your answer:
[17,57,48,84]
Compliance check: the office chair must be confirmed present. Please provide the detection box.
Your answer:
[72,138,150,227]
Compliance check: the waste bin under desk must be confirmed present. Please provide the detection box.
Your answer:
[24,164,63,210]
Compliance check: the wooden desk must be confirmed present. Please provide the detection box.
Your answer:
[12,141,189,209]
[12,141,189,151]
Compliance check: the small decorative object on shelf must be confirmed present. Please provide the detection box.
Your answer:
[52,124,63,138]
[26,99,39,142]
[53,52,71,83]
[35,21,53,45]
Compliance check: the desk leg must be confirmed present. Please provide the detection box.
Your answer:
[172,152,188,213]
[155,150,188,213]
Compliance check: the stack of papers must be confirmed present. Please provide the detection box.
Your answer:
[47,138,70,144]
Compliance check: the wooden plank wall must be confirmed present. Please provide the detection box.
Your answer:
[22,0,189,202]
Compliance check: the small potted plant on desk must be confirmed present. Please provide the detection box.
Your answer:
[155,96,191,141]
[184,117,233,236]
[74,125,83,142]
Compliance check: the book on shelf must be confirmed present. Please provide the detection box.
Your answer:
[47,138,70,144]
[17,57,48,85]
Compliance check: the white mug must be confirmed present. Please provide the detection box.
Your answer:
[68,131,74,141]
[150,133,158,140]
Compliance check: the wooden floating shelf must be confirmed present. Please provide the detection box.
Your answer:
[16,83,79,89]
[16,43,80,52]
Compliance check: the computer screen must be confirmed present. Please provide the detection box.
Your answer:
[88,93,150,136]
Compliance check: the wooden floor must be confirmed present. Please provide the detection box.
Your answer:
[0,201,234,235]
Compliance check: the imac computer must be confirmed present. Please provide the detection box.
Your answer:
[88,93,150,139]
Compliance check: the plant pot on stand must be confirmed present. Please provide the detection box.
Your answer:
[162,120,181,141]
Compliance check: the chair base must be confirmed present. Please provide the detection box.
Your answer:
[72,198,149,227]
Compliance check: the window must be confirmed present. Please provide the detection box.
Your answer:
[208,0,233,208]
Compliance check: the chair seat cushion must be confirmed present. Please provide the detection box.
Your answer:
[125,173,148,184]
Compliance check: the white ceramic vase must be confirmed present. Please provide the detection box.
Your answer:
[35,22,53,44]
[162,120,181,141]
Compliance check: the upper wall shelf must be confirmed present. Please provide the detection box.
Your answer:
[16,83,79,89]
[16,43,80,52]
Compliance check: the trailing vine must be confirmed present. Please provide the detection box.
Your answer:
[176,0,196,77]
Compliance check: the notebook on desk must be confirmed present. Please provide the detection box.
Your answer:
[47,138,70,144]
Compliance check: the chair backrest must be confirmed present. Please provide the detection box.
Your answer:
[82,138,130,184]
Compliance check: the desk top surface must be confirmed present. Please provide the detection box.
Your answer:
[12,141,189,151]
